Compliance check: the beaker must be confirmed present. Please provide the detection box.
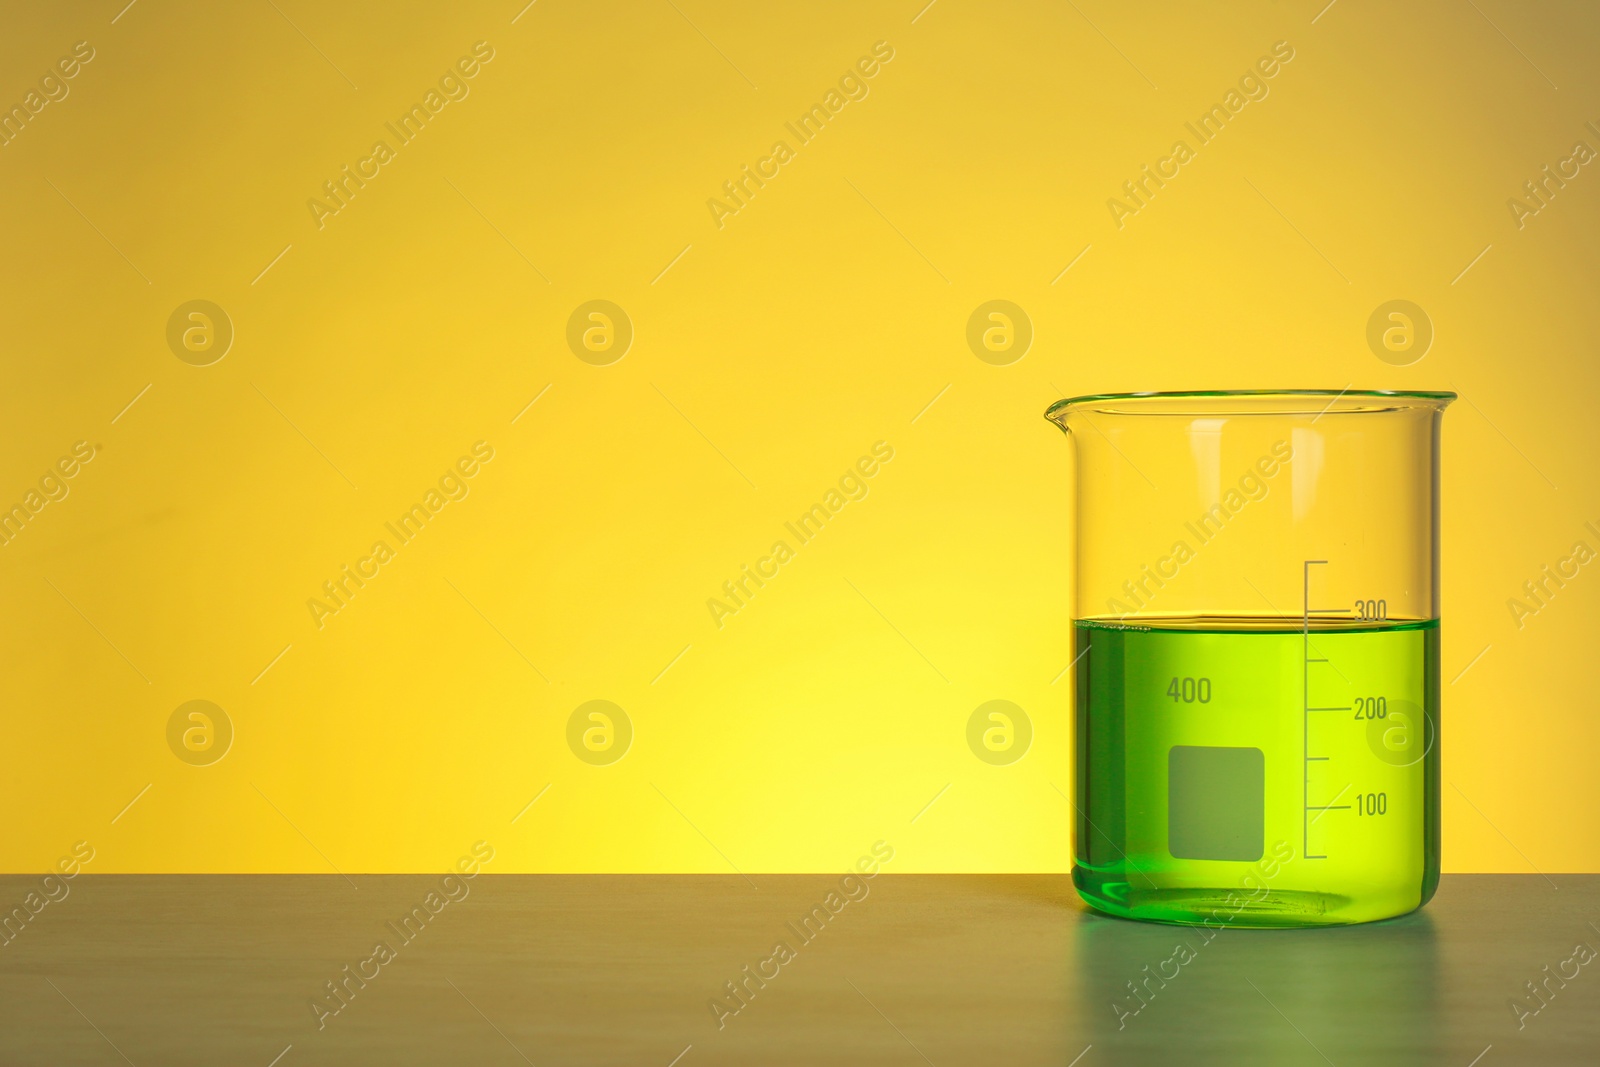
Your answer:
[1046,390,1454,928]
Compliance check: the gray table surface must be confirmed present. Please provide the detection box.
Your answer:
[0,873,1594,1065]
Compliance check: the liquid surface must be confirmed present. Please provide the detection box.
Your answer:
[1073,618,1440,927]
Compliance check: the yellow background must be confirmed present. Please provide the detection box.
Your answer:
[1,0,1596,874]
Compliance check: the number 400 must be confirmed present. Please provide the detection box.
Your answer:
[1166,677,1211,703]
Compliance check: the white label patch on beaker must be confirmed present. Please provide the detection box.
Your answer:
[1167,745,1265,862]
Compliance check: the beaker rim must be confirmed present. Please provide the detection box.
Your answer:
[1045,388,1456,420]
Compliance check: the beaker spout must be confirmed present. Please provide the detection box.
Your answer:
[1044,399,1073,435]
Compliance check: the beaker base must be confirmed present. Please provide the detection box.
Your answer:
[1074,873,1421,928]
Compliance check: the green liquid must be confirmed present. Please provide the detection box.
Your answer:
[1073,618,1440,927]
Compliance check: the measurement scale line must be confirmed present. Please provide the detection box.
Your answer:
[1307,705,1351,711]
[1303,560,1309,860]
[1310,784,1352,827]
[1305,634,1352,684]
[1302,559,1329,862]
[1306,805,1351,810]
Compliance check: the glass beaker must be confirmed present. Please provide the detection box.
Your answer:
[1046,390,1454,928]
